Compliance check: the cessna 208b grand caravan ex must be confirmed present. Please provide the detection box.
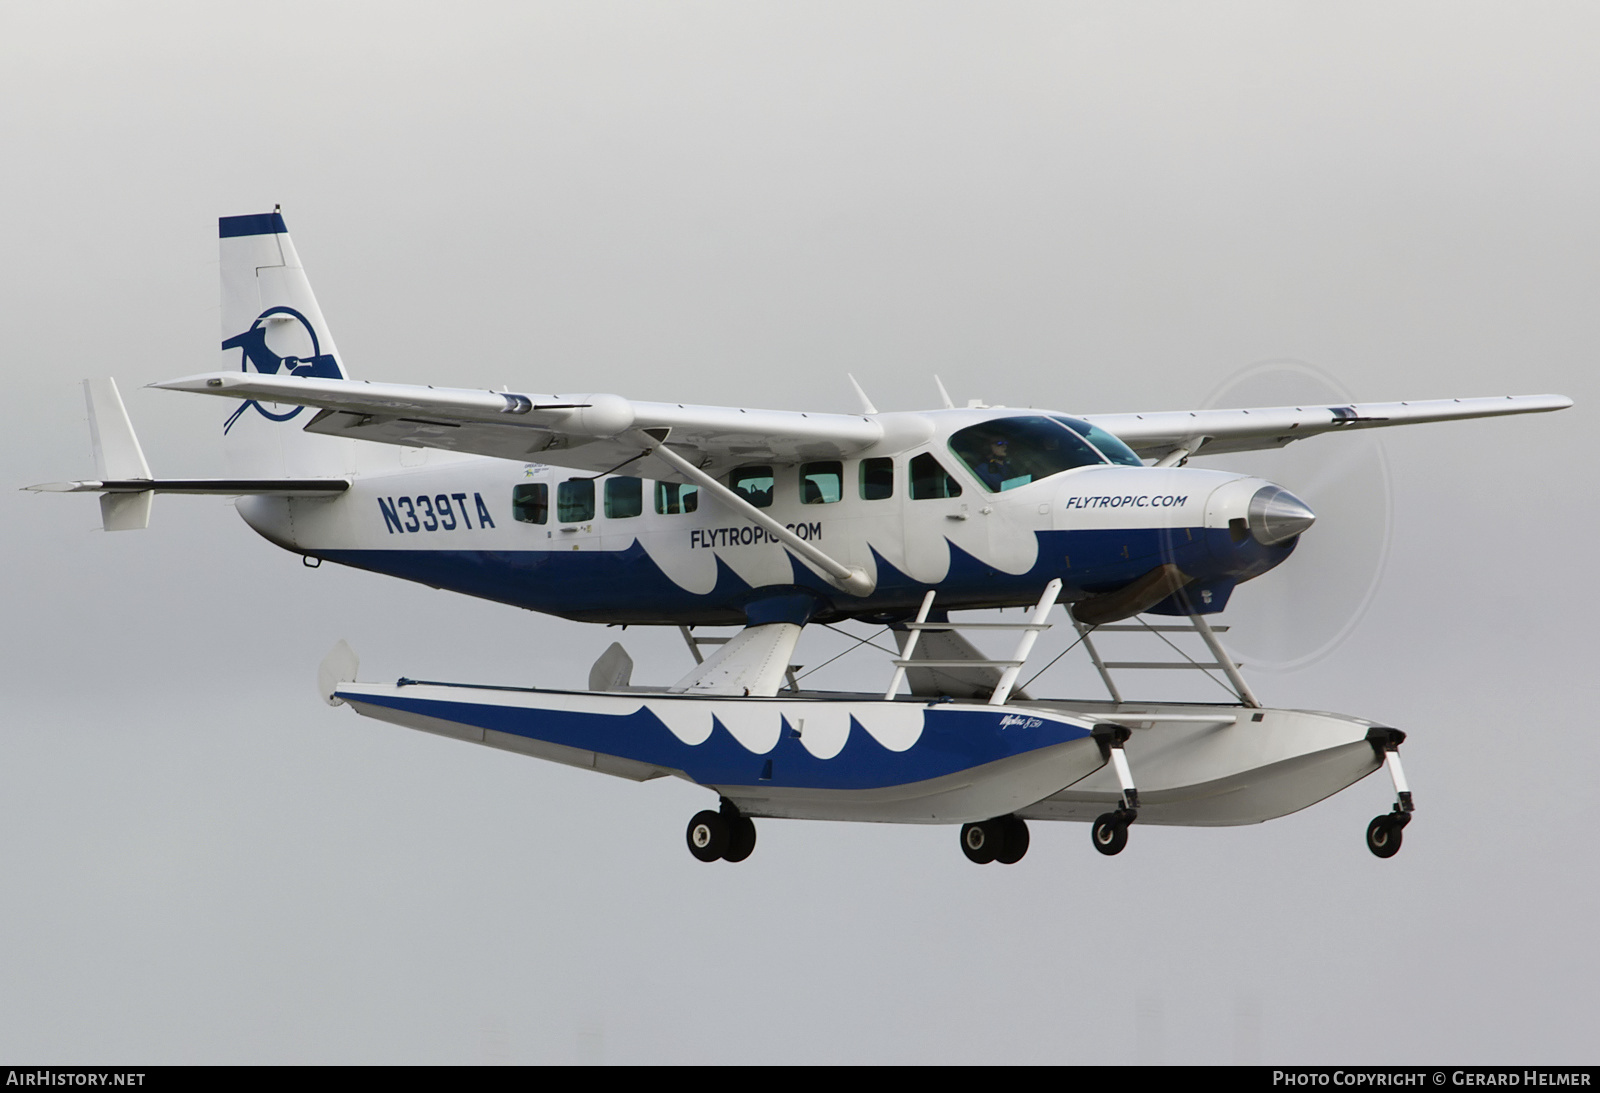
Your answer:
[31,210,1571,865]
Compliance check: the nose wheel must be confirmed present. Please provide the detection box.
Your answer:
[1365,810,1409,858]
[686,799,757,863]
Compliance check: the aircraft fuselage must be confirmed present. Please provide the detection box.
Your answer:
[236,429,1300,626]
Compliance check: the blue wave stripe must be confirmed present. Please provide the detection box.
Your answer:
[349,694,1091,790]
[315,526,1278,624]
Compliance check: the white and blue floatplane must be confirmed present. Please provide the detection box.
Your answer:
[30,210,1571,864]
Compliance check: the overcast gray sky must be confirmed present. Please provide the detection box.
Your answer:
[3,1,1596,1064]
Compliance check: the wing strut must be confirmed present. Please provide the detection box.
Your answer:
[636,430,875,597]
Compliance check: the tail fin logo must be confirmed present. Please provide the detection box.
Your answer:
[220,306,342,433]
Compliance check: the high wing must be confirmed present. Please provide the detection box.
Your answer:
[1080,395,1572,462]
[154,371,888,482]
[154,371,1569,472]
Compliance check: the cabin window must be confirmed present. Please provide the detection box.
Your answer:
[729,465,775,508]
[511,482,548,524]
[655,481,699,515]
[557,478,595,522]
[949,415,1106,492]
[1052,416,1145,467]
[800,461,843,504]
[859,457,894,500]
[909,453,963,499]
[604,476,643,519]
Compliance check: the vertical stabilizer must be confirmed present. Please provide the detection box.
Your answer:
[85,377,151,480]
[217,209,354,479]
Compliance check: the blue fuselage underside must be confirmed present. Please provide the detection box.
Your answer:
[316,526,1291,624]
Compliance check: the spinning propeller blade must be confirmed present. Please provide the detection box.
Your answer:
[1189,361,1393,671]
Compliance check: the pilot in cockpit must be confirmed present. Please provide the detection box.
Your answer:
[975,438,1015,491]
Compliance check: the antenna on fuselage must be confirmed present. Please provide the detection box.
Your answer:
[846,374,879,415]
[933,375,955,409]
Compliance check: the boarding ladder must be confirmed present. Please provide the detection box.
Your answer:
[885,579,1062,705]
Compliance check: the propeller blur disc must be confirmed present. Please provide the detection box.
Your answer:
[1187,360,1392,672]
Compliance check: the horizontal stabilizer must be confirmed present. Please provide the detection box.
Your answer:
[26,478,348,496]
[29,377,347,530]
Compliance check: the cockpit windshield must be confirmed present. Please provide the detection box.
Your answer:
[949,415,1108,492]
[1051,416,1145,467]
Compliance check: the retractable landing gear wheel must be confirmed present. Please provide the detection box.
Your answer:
[1366,814,1404,859]
[961,820,1004,864]
[1091,812,1130,856]
[995,816,1030,865]
[723,815,757,863]
[687,810,729,862]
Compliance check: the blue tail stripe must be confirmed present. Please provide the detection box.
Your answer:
[220,212,288,238]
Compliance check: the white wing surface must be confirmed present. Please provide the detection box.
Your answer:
[153,372,884,481]
[1081,395,1572,460]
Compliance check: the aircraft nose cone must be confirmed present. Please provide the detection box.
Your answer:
[1248,485,1316,545]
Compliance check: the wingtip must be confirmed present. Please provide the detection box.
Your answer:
[23,481,95,493]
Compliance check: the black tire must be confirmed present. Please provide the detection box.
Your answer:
[1091,812,1128,856]
[687,810,729,862]
[723,816,757,863]
[961,820,1002,864]
[1366,815,1403,859]
[995,817,1030,865]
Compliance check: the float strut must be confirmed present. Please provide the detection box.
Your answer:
[1367,727,1414,816]
[1092,723,1140,815]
